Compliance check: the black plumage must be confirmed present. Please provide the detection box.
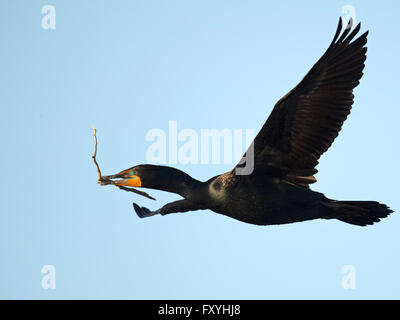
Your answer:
[103,18,393,226]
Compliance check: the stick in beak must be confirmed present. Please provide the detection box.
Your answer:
[92,128,156,200]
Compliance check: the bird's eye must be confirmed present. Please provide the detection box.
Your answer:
[129,170,135,176]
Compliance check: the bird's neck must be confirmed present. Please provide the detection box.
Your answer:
[149,166,202,199]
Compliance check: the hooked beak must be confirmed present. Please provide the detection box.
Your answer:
[100,172,142,187]
[98,169,155,200]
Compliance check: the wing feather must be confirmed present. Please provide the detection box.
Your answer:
[238,18,368,187]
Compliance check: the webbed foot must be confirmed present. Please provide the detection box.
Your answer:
[133,203,159,218]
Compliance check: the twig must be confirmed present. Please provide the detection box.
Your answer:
[92,127,106,184]
[117,185,156,200]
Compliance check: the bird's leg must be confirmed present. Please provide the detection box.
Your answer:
[132,200,205,218]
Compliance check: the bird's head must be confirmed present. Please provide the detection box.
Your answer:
[100,164,198,198]
[102,164,158,188]
[101,164,179,189]
[100,164,169,200]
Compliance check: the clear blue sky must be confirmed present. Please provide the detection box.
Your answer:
[1,0,399,299]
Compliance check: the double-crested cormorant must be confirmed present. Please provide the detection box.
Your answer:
[101,18,393,226]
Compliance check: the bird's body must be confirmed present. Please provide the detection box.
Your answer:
[202,170,325,225]
[101,18,393,226]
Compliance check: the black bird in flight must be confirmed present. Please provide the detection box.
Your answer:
[101,18,393,226]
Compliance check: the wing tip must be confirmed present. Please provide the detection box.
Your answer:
[332,16,368,47]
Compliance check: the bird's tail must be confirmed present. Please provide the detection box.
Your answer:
[322,200,393,226]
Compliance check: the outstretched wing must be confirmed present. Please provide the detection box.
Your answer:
[240,18,368,187]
